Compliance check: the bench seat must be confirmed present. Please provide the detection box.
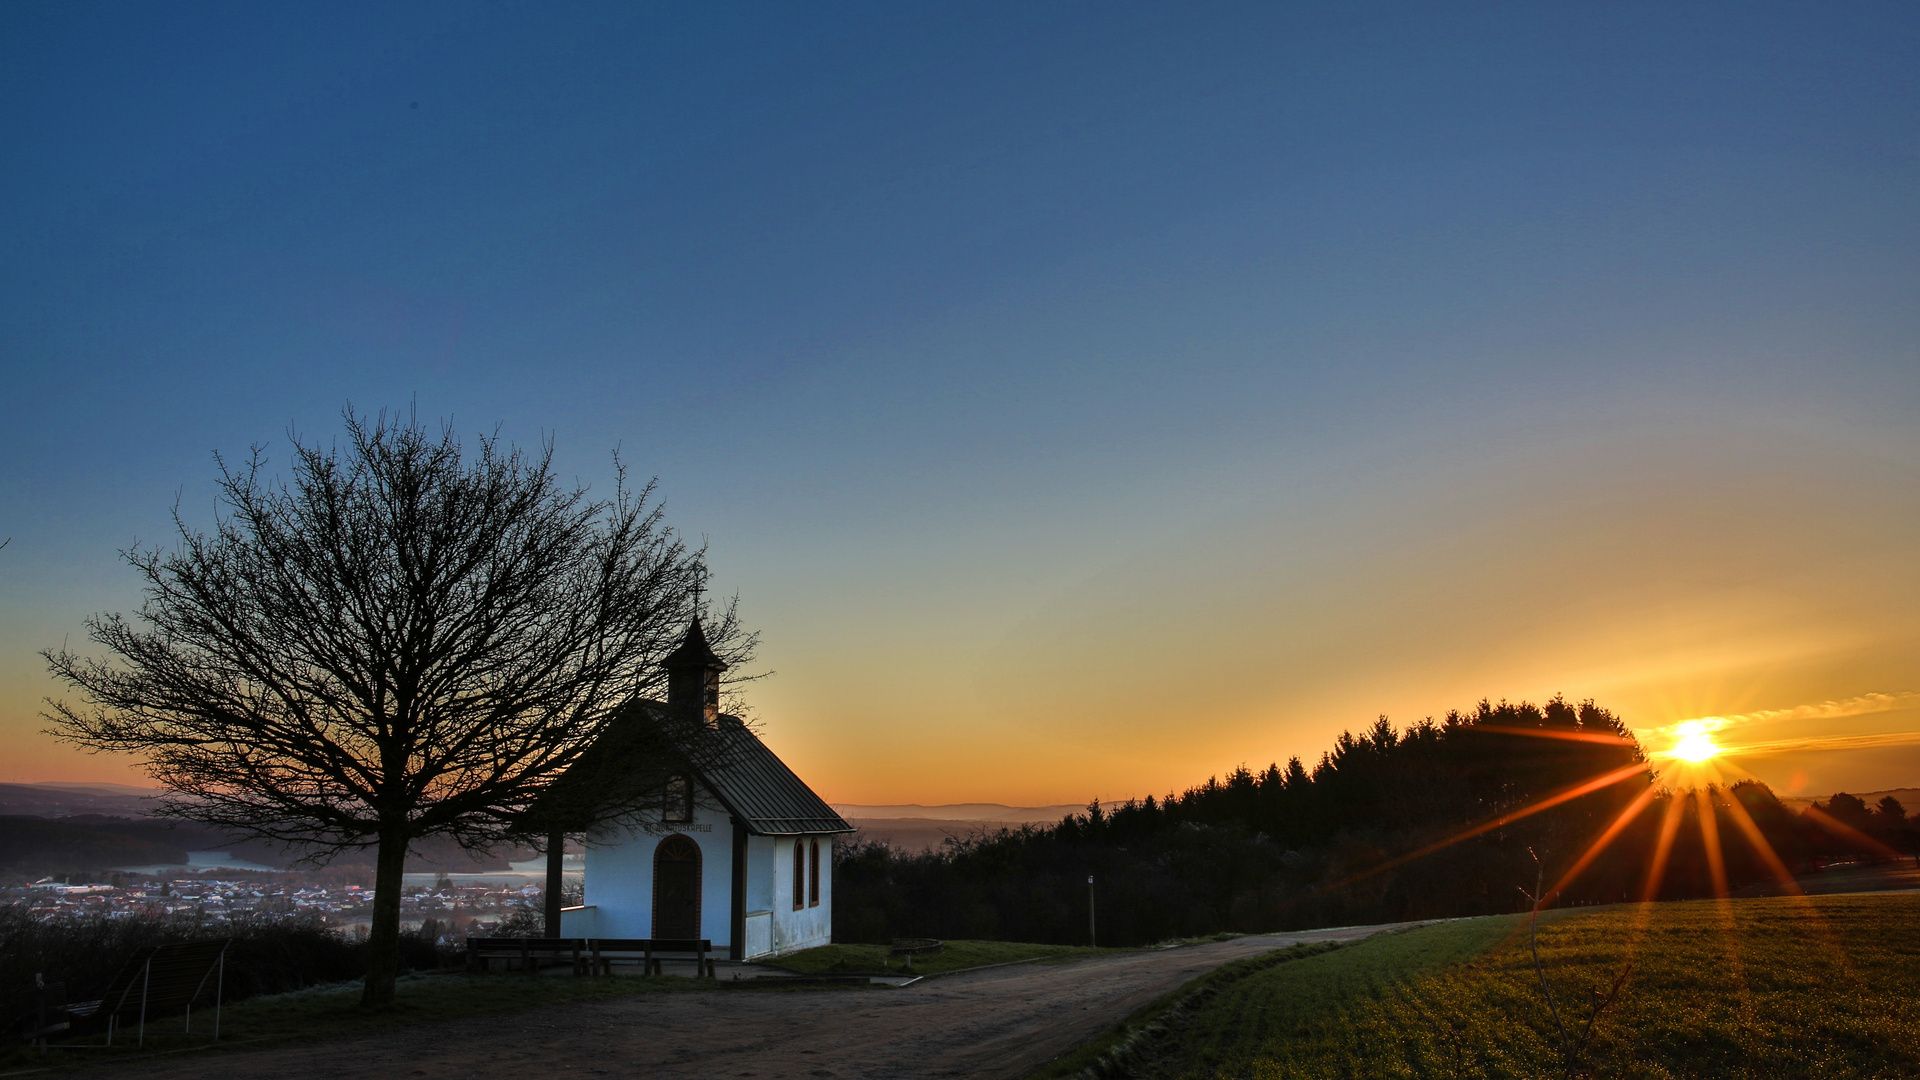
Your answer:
[466,937,715,977]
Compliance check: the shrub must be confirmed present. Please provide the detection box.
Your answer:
[0,908,455,1036]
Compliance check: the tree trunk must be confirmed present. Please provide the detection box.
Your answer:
[361,824,409,1009]
[545,828,565,937]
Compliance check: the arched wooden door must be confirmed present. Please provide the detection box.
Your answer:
[652,835,702,939]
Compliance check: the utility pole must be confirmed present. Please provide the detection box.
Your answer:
[1088,874,1096,947]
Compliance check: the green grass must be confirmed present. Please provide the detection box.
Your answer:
[1,969,719,1074]
[769,938,1123,976]
[1109,894,1920,1080]
[1029,939,1364,1080]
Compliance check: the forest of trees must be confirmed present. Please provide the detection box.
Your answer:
[834,698,1918,946]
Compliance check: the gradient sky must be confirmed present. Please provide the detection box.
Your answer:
[3,2,1916,805]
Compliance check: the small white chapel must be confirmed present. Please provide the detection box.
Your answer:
[556,620,853,961]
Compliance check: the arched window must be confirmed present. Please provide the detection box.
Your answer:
[792,839,805,910]
[808,839,820,907]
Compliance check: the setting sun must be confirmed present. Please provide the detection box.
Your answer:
[1670,720,1722,762]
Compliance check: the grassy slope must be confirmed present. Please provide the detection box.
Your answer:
[770,939,1120,976]
[1147,894,1920,1080]
[1031,923,1512,1080]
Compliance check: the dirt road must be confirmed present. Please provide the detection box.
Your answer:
[110,923,1402,1080]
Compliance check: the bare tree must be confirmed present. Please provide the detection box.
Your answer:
[1518,849,1632,1078]
[43,407,752,1007]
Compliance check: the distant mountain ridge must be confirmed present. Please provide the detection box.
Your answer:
[831,802,1087,823]
[831,803,1093,852]
[25,782,165,796]
[0,782,162,818]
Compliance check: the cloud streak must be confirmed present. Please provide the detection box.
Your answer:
[1717,730,1920,759]
[1645,692,1920,738]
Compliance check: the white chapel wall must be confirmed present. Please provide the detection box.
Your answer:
[745,834,775,912]
[581,786,735,946]
[765,834,833,956]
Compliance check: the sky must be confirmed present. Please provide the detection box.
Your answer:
[2,1,1916,806]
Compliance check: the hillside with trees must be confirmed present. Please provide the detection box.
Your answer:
[835,698,1917,946]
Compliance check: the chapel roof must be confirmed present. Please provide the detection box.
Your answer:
[544,698,851,836]
[692,710,853,836]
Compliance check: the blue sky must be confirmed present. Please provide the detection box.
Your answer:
[3,2,1917,802]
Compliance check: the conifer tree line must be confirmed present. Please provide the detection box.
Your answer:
[834,698,1917,946]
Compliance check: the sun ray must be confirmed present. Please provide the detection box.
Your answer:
[1717,789,1802,896]
[1312,762,1651,895]
[1641,792,1687,902]
[1471,725,1640,747]
[1695,787,1730,899]
[1545,784,1659,902]
[1802,805,1907,861]
[1694,787,1754,1015]
[1718,790,1863,980]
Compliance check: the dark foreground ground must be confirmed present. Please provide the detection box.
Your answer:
[84,923,1400,1080]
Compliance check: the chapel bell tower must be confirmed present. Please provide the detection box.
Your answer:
[665,617,728,727]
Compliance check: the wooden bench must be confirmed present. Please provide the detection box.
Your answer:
[467,937,714,978]
[591,938,714,978]
[466,937,591,976]
[889,937,944,972]
[61,938,230,1047]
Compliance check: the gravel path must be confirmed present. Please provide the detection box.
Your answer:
[105,922,1404,1080]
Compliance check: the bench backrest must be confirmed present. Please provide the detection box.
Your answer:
[94,939,229,1020]
[467,937,582,952]
[592,938,709,953]
[468,936,709,953]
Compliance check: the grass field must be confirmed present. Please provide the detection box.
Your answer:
[1101,894,1920,1079]
[770,938,1119,976]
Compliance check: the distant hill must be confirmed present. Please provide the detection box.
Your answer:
[0,815,190,874]
[832,803,1092,853]
[1777,788,1920,814]
[832,802,1087,822]
[0,782,163,818]
[841,819,1038,852]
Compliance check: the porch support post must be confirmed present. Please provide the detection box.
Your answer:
[545,828,566,938]
[730,819,748,961]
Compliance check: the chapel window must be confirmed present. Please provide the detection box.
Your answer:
[808,840,821,907]
[663,776,692,823]
[792,840,806,910]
